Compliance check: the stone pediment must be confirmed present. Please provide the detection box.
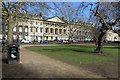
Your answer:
[46,16,64,23]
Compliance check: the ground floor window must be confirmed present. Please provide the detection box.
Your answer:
[51,36,53,40]
[46,36,48,40]
[40,36,42,39]
[36,36,38,41]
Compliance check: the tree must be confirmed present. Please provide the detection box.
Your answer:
[88,2,120,53]
[90,24,100,45]
[1,2,51,44]
[53,2,89,42]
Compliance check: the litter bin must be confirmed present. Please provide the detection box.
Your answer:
[7,44,20,64]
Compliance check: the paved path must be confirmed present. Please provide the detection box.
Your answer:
[2,44,104,78]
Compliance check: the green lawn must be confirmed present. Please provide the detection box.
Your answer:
[103,43,119,47]
[26,45,118,64]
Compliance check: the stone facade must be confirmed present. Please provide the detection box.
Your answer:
[105,30,120,42]
[1,15,94,42]
[12,16,69,42]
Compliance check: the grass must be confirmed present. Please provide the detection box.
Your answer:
[103,43,119,47]
[26,45,118,64]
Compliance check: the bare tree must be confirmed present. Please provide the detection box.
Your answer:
[1,2,51,44]
[90,25,100,45]
[53,2,89,42]
[87,2,120,53]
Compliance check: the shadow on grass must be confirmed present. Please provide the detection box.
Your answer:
[42,47,94,54]
[72,49,93,54]
[42,48,72,52]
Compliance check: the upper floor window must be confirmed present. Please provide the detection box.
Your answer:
[55,29,58,34]
[59,29,62,34]
[85,32,87,35]
[50,28,53,33]
[46,23,48,26]
[63,25,65,28]
[59,25,62,27]
[40,28,43,33]
[19,27,22,32]
[46,28,48,33]
[30,21,34,24]
[55,24,57,27]
[64,29,66,34]
[36,27,38,32]
[25,27,28,32]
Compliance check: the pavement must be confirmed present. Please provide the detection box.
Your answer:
[2,44,104,78]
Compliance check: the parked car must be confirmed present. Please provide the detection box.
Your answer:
[72,40,79,43]
[0,39,7,44]
[56,40,63,43]
[21,39,31,43]
[32,40,39,44]
[0,39,3,43]
[84,40,91,43]
[40,40,48,43]
[62,40,69,44]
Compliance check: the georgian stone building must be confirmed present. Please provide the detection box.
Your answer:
[13,17,44,41]
[12,16,69,42]
[71,24,93,41]
[105,30,120,42]
[1,15,94,42]
[10,16,68,41]
[43,16,68,41]
[0,18,2,39]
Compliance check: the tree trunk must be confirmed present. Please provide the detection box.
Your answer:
[16,34,19,43]
[94,31,106,53]
[7,15,14,44]
[16,25,19,43]
[7,24,13,44]
[68,35,72,44]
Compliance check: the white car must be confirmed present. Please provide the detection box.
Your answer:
[21,39,31,43]
[0,39,7,44]
[62,40,69,44]
[72,40,79,43]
